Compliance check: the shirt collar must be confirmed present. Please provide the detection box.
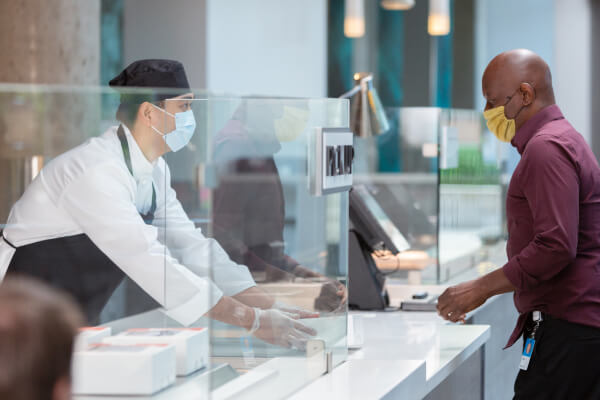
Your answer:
[511,104,564,154]
[119,124,156,179]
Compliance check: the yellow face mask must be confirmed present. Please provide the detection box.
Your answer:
[274,106,309,142]
[483,106,516,143]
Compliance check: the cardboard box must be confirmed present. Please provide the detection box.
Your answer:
[72,343,176,395]
[103,328,208,376]
[74,327,112,352]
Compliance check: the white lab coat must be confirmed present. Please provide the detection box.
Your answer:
[0,125,255,325]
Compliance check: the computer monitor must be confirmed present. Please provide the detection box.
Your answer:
[349,185,410,254]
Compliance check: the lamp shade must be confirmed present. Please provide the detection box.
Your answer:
[380,0,415,10]
[344,0,365,38]
[349,73,390,137]
[428,0,450,36]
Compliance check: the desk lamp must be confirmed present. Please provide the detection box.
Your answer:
[340,72,390,138]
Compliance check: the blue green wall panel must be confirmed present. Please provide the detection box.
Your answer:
[327,0,354,97]
[434,0,454,108]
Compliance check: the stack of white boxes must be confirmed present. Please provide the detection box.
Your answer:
[103,328,209,376]
[72,326,208,395]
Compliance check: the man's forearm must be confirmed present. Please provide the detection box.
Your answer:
[206,296,255,330]
[233,286,276,309]
[477,267,516,298]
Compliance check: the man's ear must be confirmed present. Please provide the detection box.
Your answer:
[138,102,154,127]
[520,82,535,106]
[52,376,71,400]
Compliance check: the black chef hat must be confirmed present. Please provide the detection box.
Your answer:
[109,59,191,103]
[110,59,190,91]
[110,59,191,125]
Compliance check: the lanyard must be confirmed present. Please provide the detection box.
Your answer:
[117,125,156,224]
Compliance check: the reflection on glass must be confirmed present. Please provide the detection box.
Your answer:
[353,107,507,285]
[212,100,347,313]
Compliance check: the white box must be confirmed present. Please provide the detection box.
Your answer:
[72,343,176,395]
[103,328,208,376]
[74,327,112,351]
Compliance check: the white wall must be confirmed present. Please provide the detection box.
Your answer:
[553,0,591,143]
[205,0,328,97]
[123,0,207,88]
[474,0,555,110]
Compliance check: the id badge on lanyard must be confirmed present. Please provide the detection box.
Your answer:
[520,311,543,371]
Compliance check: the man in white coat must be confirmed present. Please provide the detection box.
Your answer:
[0,59,316,349]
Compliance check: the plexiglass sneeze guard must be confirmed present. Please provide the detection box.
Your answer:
[353,107,506,285]
[0,84,349,399]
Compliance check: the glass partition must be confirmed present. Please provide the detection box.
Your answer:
[437,109,506,284]
[353,107,508,285]
[164,95,349,398]
[0,84,350,399]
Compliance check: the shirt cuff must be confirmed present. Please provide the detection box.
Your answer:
[503,258,524,291]
[163,284,223,326]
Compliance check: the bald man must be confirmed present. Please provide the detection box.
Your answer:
[437,49,600,398]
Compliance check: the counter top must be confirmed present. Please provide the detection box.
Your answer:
[74,282,492,400]
[288,359,426,400]
[289,312,490,400]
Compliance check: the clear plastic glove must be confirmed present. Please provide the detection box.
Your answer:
[249,308,317,350]
[272,301,320,319]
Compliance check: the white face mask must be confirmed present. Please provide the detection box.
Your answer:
[151,104,196,152]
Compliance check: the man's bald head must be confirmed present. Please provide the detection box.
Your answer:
[482,49,555,130]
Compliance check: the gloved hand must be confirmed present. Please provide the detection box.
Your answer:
[272,301,320,319]
[248,308,317,350]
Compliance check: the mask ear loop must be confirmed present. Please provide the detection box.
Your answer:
[506,84,533,121]
[149,103,176,136]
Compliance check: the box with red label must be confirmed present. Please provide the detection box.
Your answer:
[103,327,208,376]
[72,343,176,395]
[74,327,112,351]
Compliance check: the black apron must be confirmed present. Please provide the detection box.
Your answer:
[3,125,158,324]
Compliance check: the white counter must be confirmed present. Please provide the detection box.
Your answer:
[289,312,490,400]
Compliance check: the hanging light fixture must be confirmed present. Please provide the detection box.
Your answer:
[344,0,365,38]
[340,73,390,137]
[428,0,450,36]
[380,0,415,10]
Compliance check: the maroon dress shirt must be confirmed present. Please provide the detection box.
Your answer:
[503,104,600,347]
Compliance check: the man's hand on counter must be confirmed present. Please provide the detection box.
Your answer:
[437,268,516,323]
[436,280,487,323]
[292,265,348,313]
[314,280,347,313]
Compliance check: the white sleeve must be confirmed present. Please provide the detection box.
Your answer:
[55,163,223,326]
[152,166,256,297]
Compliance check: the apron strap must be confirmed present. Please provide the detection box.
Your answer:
[116,125,157,223]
